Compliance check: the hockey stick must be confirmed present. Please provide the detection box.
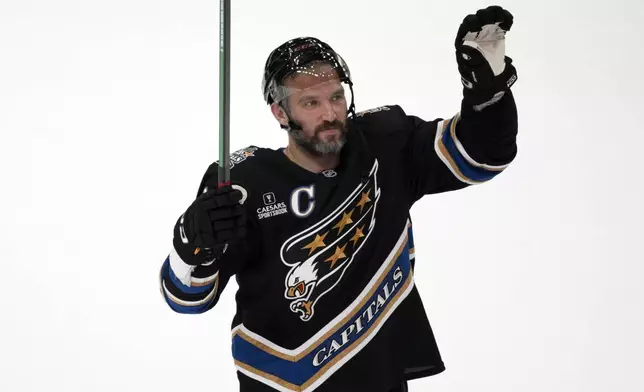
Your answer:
[218,0,231,187]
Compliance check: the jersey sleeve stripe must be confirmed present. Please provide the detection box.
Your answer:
[166,257,217,295]
[449,113,511,172]
[434,116,505,185]
[191,273,219,287]
[159,258,219,314]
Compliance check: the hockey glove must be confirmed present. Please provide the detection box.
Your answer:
[455,5,518,110]
[172,185,246,266]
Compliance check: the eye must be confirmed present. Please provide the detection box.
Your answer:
[304,100,318,107]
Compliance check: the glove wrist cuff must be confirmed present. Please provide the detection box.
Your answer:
[462,58,517,108]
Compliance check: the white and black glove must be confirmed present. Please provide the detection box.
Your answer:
[173,185,246,266]
[455,5,517,110]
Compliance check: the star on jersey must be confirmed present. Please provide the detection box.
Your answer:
[280,160,382,322]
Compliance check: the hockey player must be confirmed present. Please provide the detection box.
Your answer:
[159,5,518,392]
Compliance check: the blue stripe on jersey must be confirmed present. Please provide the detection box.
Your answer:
[440,117,502,183]
[231,241,413,390]
[160,259,216,314]
[407,224,415,250]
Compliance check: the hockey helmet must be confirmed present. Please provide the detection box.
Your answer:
[261,37,355,115]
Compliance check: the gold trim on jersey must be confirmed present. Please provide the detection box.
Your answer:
[230,221,416,392]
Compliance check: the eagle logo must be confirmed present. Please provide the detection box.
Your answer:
[280,160,381,322]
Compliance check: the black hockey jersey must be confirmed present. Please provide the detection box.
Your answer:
[159,91,518,392]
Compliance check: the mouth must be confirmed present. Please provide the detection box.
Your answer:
[318,128,339,136]
[287,281,307,298]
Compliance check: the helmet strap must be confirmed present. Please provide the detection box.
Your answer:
[277,101,303,132]
[346,81,356,118]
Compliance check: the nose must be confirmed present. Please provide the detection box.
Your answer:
[320,101,337,121]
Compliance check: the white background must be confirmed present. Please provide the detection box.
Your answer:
[1,0,643,391]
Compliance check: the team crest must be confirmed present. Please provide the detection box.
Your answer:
[225,146,258,169]
[280,159,381,322]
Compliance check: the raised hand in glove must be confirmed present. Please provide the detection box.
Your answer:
[173,185,247,266]
[455,5,517,110]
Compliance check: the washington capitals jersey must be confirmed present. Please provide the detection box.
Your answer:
[159,91,518,392]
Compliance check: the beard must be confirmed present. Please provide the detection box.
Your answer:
[288,120,348,157]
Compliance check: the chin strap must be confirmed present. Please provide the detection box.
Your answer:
[346,82,357,118]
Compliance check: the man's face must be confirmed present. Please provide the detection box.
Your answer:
[274,64,349,156]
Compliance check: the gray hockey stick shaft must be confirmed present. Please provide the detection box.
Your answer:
[218,0,231,186]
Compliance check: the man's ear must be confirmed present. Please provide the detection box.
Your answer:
[270,103,290,128]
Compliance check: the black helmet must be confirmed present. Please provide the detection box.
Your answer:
[261,36,355,114]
